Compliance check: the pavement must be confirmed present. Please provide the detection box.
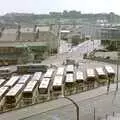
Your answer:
[0,40,120,120]
[0,83,120,120]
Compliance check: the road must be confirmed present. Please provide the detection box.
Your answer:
[59,39,102,54]
[41,39,102,66]
[70,40,101,54]
[0,84,120,120]
[20,85,120,120]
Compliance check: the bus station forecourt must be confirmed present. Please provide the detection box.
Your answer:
[0,61,118,120]
[0,39,119,120]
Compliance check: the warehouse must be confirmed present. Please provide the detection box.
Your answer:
[0,26,57,65]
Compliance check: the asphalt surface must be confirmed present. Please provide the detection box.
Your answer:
[0,40,120,120]
[0,83,120,120]
[21,88,120,120]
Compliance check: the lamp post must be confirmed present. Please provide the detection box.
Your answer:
[116,41,119,92]
[61,95,79,120]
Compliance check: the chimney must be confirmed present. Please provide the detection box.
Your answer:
[16,24,21,40]
[35,29,39,41]
[34,25,37,32]
[18,24,21,32]
[49,24,53,31]
[0,27,5,38]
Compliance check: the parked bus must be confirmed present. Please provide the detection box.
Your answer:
[75,71,84,92]
[22,81,38,105]
[0,67,15,80]
[95,67,107,85]
[0,87,9,111]
[85,68,96,90]
[56,67,65,76]
[52,76,64,98]
[5,84,24,109]
[66,65,74,74]
[4,76,20,88]
[39,78,51,101]
[31,72,42,82]
[17,64,48,74]
[17,74,31,85]
[44,68,55,78]
[65,73,75,95]
[104,65,115,83]
[0,79,6,87]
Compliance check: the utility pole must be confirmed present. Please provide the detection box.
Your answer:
[116,40,119,92]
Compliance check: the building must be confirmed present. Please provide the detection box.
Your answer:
[0,26,57,65]
[100,27,120,40]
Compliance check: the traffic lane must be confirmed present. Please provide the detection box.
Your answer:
[70,40,101,54]
[0,85,112,120]
[22,92,120,120]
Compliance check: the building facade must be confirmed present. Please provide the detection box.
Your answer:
[0,26,57,65]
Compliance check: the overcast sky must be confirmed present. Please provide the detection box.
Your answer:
[0,0,119,15]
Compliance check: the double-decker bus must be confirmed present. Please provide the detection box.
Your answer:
[56,67,65,76]
[0,79,6,87]
[22,80,38,105]
[39,78,51,102]
[44,68,55,78]
[104,65,115,83]
[65,73,75,95]
[95,67,107,85]
[52,76,64,98]
[85,68,96,90]
[17,74,31,85]
[66,65,74,74]
[31,72,42,82]
[17,64,48,74]
[0,67,13,80]
[0,87,9,111]
[5,84,24,109]
[75,71,84,92]
[4,76,20,88]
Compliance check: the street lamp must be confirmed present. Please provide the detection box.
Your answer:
[60,95,79,120]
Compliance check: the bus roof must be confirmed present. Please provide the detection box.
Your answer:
[66,65,74,72]
[53,76,63,86]
[44,68,55,78]
[31,72,42,81]
[0,67,10,71]
[95,67,106,75]
[39,78,51,89]
[23,81,37,92]
[0,79,6,86]
[104,65,115,74]
[76,71,84,80]
[4,76,20,87]
[6,84,23,96]
[0,86,9,98]
[65,74,74,83]
[56,67,65,76]
[18,74,31,84]
[86,69,96,77]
